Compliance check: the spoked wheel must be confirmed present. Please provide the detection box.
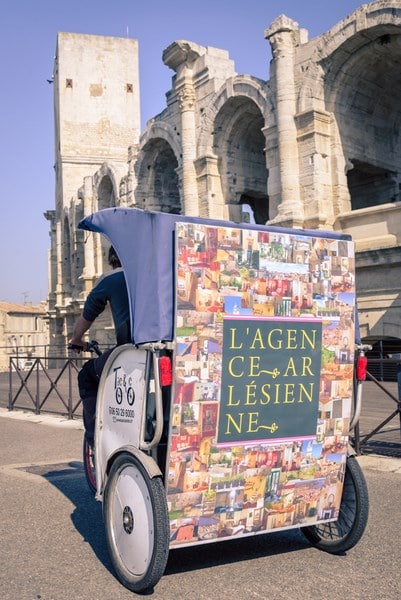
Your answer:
[301,455,369,554]
[103,452,169,593]
[83,437,96,494]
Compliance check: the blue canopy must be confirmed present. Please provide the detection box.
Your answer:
[78,207,350,344]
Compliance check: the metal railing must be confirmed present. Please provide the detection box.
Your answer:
[8,355,85,419]
[354,358,401,455]
[6,355,401,456]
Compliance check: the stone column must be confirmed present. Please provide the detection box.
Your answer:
[82,176,96,294]
[265,16,303,226]
[55,219,63,306]
[163,41,205,216]
[44,210,57,309]
[178,82,199,215]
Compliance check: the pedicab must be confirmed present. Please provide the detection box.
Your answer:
[77,207,369,593]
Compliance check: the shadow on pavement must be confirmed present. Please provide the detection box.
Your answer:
[30,460,312,584]
[165,527,309,576]
[36,461,114,576]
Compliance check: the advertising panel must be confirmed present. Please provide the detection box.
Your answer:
[167,223,355,546]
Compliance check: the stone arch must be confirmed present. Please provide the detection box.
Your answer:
[297,1,401,115]
[289,2,401,221]
[196,76,270,224]
[136,123,181,213]
[316,1,401,64]
[198,75,271,157]
[140,121,182,158]
[92,165,119,273]
[92,163,119,211]
[319,9,401,212]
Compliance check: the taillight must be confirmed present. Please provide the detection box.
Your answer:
[356,354,368,381]
[159,356,172,386]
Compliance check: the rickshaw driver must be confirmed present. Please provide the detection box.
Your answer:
[69,246,131,447]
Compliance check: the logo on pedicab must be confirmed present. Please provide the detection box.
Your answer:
[107,365,137,421]
[217,318,322,444]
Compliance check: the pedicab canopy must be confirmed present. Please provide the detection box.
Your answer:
[78,207,352,345]
[80,207,359,543]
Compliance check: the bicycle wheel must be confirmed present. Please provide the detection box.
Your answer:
[103,452,169,593]
[301,456,369,554]
[83,437,96,495]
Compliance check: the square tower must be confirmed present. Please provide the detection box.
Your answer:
[53,32,140,212]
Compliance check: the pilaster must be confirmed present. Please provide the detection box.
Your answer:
[82,176,96,289]
[295,109,334,228]
[194,154,225,219]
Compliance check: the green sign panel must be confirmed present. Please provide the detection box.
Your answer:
[217,317,322,445]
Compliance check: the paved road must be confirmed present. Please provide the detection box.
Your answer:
[0,409,400,600]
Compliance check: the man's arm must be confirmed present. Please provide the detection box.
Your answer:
[69,315,93,352]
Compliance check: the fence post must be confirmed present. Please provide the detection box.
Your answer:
[35,360,40,414]
[68,360,73,419]
[398,361,401,438]
[8,359,13,410]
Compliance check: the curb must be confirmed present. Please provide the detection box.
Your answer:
[0,406,83,430]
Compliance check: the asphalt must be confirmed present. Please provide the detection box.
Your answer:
[1,407,400,600]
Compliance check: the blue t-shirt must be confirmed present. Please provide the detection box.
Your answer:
[83,268,131,345]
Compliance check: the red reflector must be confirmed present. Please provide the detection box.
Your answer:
[159,356,172,386]
[356,355,368,381]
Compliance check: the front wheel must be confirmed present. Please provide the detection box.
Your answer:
[103,452,169,593]
[301,455,369,554]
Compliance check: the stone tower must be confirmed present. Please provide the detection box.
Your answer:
[46,32,140,353]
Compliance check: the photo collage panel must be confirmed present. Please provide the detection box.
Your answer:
[167,222,356,546]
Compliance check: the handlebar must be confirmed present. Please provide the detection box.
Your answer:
[68,340,102,356]
[355,343,372,353]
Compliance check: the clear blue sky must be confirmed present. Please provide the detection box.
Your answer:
[0,0,365,305]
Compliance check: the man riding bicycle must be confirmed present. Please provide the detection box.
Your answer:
[69,246,131,446]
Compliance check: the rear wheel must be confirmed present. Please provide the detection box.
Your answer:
[103,452,169,593]
[83,437,96,494]
[301,456,369,554]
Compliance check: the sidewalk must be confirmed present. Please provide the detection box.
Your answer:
[0,406,83,430]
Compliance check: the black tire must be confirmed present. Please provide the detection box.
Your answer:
[83,437,96,495]
[301,455,369,554]
[103,452,169,593]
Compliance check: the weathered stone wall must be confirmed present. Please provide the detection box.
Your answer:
[48,1,401,349]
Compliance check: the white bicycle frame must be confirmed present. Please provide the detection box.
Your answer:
[94,343,167,499]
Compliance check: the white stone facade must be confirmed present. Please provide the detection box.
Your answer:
[0,302,48,371]
[46,32,140,350]
[47,1,401,350]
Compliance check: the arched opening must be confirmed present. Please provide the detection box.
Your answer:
[347,160,397,210]
[98,175,115,210]
[96,175,115,273]
[213,96,268,224]
[136,138,180,213]
[331,33,401,210]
